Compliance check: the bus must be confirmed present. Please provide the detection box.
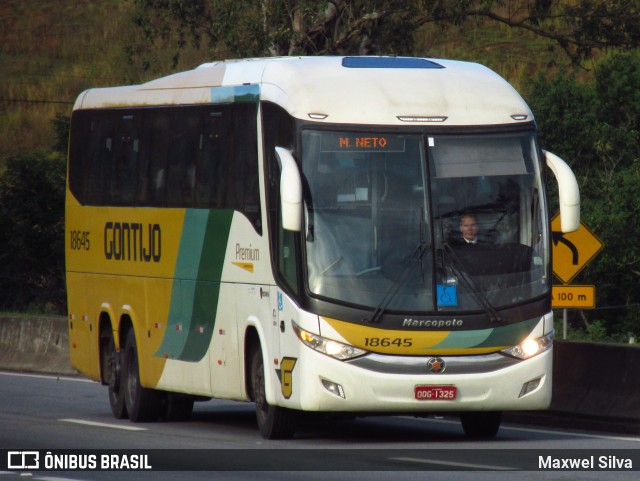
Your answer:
[66,56,580,439]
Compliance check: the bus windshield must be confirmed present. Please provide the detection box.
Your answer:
[301,129,549,314]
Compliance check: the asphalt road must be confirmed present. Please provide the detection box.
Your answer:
[1,371,639,481]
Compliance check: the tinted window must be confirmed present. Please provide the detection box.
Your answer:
[68,103,261,232]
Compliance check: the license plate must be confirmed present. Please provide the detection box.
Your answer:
[415,385,457,401]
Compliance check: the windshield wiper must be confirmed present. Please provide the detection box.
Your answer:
[441,242,503,323]
[367,210,429,324]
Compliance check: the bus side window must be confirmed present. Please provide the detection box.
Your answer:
[233,103,260,231]
[263,102,297,293]
[195,111,224,208]
[86,113,114,205]
[110,114,139,206]
[166,110,199,207]
[137,111,169,206]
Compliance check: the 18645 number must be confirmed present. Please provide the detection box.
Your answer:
[364,337,412,348]
[70,230,90,251]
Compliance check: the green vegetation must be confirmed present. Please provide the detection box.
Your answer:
[1,1,638,342]
[0,148,65,314]
[528,51,640,342]
[0,0,207,158]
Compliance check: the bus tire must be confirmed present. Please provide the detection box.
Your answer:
[460,411,502,437]
[250,347,296,439]
[104,336,127,419]
[122,329,162,422]
[162,393,194,421]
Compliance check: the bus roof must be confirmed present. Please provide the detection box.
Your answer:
[74,56,533,127]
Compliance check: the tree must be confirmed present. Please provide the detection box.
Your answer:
[51,112,71,158]
[0,150,67,312]
[527,51,640,339]
[132,0,417,62]
[131,0,640,67]
[0,102,70,313]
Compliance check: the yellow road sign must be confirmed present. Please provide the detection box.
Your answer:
[551,214,604,284]
[552,285,595,309]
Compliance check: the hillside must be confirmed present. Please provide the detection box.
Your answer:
[0,0,211,160]
[0,0,573,161]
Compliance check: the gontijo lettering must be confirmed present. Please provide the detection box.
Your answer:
[104,222,161,262]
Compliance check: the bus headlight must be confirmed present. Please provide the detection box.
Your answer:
[292,322,367,360]
[501,331,554,360]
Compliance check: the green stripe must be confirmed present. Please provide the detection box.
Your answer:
[475,317,540,347]
[428,317,540,350]
[156,209,233,362]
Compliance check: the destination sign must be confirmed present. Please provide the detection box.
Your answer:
[321,133,406,153]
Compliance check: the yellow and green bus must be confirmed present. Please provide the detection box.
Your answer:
[66,56,580,439]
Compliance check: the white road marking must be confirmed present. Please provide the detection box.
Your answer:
[59,419,147,431]
[0,371,93,383]
[390,456,513,470]
[499,423,640,442]
[34,478,92,481]
[402,416,640,443]
[5,371,639,442]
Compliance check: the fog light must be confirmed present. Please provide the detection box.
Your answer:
[519,377,542,397]
[322,379,346,399]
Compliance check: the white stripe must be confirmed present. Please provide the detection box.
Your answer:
[0,372,93,383]
[402,415,640,443]
[59,419,147,431]
[500,424,640,443]
[35,477,97,481]
[390,457,513,470]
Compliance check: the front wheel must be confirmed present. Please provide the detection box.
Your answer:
[250,347,297,439]
[460,411,502,437]
[122,329,162,422]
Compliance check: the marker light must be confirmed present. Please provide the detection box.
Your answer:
[501,330,554,360]
[292,322,367,360]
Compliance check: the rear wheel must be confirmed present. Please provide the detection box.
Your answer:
[460,411,502,437]
[250,347,297,439]
[104,335,127,419]
[122,329,162,422]
[162,393,194,421]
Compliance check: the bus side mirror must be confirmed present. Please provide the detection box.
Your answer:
[275,147,302,232]
[544,150,580,233]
